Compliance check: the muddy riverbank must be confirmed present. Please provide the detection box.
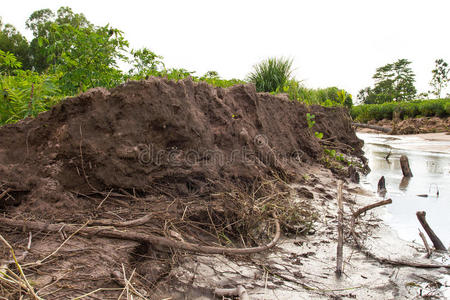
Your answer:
[357,117,449,135]
[0,79,448,299]
[165,166,450,299]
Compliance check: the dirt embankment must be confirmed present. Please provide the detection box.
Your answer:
[358,117,450,134]
[0,78,364,298]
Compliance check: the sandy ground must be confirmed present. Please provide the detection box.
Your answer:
[415,132,450,142]
[162,165,450,299]
[357,131,450,154]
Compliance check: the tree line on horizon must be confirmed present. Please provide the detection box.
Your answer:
[358,58,449,104]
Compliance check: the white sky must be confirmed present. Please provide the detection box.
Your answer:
[3,0,450,101]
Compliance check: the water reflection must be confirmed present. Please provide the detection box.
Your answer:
[357,132,450,247]
[399,176,411,190]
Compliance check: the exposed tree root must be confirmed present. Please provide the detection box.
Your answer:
[351,200,450,269]
[0,214,280,255]
[90,214,153,227]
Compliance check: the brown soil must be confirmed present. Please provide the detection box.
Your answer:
[0,78,364,299]
[361,117,450,134]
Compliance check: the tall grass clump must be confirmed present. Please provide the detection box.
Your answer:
[247,57,294,92]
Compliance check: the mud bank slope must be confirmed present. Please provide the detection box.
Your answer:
[0,78,368,298]
[358,117,450,134]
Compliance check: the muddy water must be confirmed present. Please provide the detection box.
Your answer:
[357,132,450,248]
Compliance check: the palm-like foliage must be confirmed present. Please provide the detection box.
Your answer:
[247,57,294,92]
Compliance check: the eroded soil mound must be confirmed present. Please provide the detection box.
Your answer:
[365,117,450,134]
[0,78,363,298]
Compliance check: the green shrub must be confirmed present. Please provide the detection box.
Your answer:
[351,99,450,122]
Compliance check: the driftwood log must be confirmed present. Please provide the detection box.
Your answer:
[416,211,446,251]
[353,123,392,134]
[400,155,413,177]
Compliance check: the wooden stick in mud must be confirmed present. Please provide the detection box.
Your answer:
[336,180,344,277]
[416,211,446,251]
[377,176,386,193]
[0,188,11,200]
[352,199,392,218]
[400,155,413,177]
[418,229,432,258]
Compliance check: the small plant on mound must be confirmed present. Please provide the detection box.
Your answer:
[247,57,294,93]
[306,112,323,139]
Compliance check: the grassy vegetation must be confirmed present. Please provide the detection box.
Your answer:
[351,99,450,123]
[247,58,353,108]
[247,57,293,93]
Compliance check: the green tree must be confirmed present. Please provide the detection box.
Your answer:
[26,7,92,72]
[359,59,417,104]
[247,57,294,92]
[0,18,31,70]
[26,7,91,72]
[25,7,128,94]
[430,58,449,98]
[128,47,165,78]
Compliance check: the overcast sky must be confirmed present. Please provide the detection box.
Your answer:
[3,0,450,101]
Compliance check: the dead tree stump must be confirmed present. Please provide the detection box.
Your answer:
[377,176,386,193]
[400,155,413,177]
[416,211,446,251]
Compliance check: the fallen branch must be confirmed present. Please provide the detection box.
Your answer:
[351,200,450,269]
[416,211,446,251]
[0,214,280,255]
[214,285,249,300]
[353,199,392,218]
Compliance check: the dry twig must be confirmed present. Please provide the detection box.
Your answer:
[0,234,41,299]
